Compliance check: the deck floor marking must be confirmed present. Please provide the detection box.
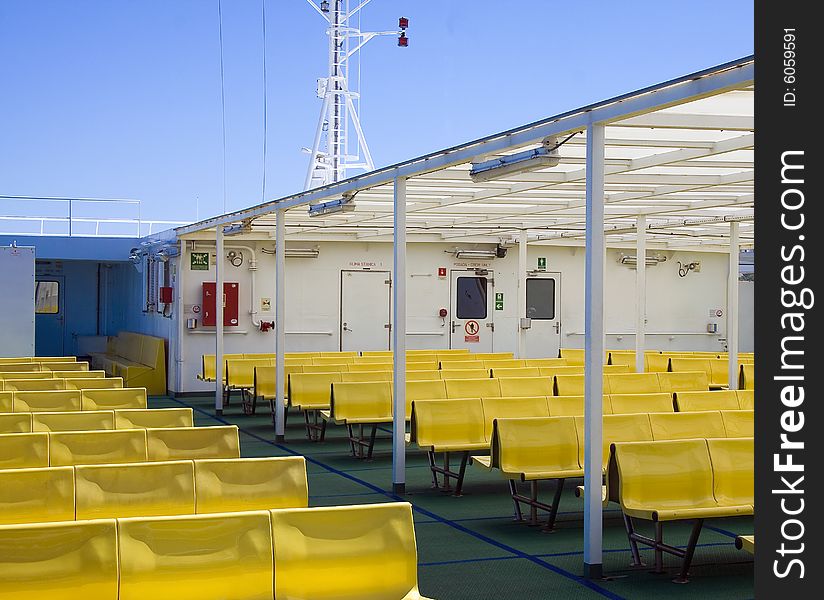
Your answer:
[168,396,626,600]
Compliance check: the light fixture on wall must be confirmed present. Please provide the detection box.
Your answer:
[617,253,668,268]
[451,249,497,260]
[285,248,320,258]
[469,136,562,183]
[223,220,253,236]
[308,192,356,217]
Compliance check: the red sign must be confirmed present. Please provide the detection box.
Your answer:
[464,320,480,335]
[438,267,447,277]
[464,335,480,343]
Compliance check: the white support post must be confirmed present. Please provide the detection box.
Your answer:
[174,253,186,395]
[583,122,605,579]
[517,230,528,359]
[274,208,287,441]
[215,227,225,415]
[727,221,740,390]
[392,176,407,495]
[635,216,647,373]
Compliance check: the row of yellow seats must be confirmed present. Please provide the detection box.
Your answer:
[610,437,753,582]
[0,387,147,412]
[0,376,124,392]
[0,425,240,470]
[0,501,431,600]
[562,348,754,372]
[0,407,193,434]
[0,361,89,373]
[0,356,77,364]
[0,456,307,526]
[0,369,102,381]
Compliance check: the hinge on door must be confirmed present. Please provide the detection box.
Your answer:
[385,323,392,330]
[486,322,494,332]
[384,279,391,285]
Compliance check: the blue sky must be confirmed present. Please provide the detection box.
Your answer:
[0,1,753,225]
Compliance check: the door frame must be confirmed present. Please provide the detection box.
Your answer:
[448,268,495,351]
[523,270,562,358]
[35,274,66,356]
[339,269,392,351]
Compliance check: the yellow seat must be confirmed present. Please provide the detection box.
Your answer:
[707,437,754,510]
[411,398,487,452]
[0,432,50,469]
[0,390,12,411]
[554,374,610,396]
[736,389,754,410]
[720,409,754,437]
[607,351,638,372]
[439,368,489,380]
[657,371,709,393]
[736,534,755,554]
[146,425,240,461]
[32,410,115,432]
[75,460,196,519]
[36,356,78,363]
[0,361,40,371]
[114,408,194,429]
[558,348,586,366]
[49,429,148,466]
[329,381,393,425]
[118,511,274,600]
[606,373,661,394]
[270,502,430,600]
[547,395,587,417]
[194,456,309,513]
[4,378,66,392]
[254,365,303,400]
[340,370,393,382]
[0,518,119,599]
[480,396,549,440]
[645,353,672,373]
[489,367,540,378]
[497,376,552,397]
[649,411,726,441]
[537,366,585,379]
[0,466,75,525]
[301,364,351,373]
[444,378,500,399]
[226,359,270,393]
[313,356,355,365]
[65,377,124,390]
[12,389,82,412]
[288,372,342,410]
[739,363,754,390]
[439,359,480,369]
[674,390,739,412]
[50,370,106,379]
[90,331,166,395]
[41,361,89,372]
[406,369,441,381]
[0,412,32,433]
[492,416,582,480]
[348,362,392,372]
[609,393,673,415]
[525,358,568,367]
[406,361,438,371]
[405,379,447,418]
[0,371,53,380]
[81,387,148,410]
[603,364,631,374]
[483,359,526,369]
[575,413,653,473]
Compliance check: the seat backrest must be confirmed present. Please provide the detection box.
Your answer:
[115,408,194,429]
[270,502,420,600]
[254,366,278,399]
[497,376,552,397]
[439,368,490,380]
[613,439,716,511]
[117,511,274,600]
[575,413,654,471]
[0,518,119,599]
[669,357,713,378]
[444,378,501,399]
[0,390,12,412]
[674,390,739,412]
[490,367,541,379]
[287,372,342,409]
[480,396,549,440]
[49,429,148,466]
[51,370,106,379]
[116,331,144,363]
[609,393,673,415]
[410,398,486,448]
[657,371,709,394]
[42,361,89,372]
[649,411,726,440]
[195,456,309,513]
[201,354,216,380]
[312,356,355,366]
[406,360,438,371]
[4,378,66,392]
[405,379,446,417]
[139,335,164,369]
[0,432,50,469]
[146,426,240,461]
[226,359,265,389]
[493,416,580,474]
[645,353,672,373]
[537,365,585,379]
[1,370,53,380]
[525,358,568,368]
[81,387,148,410]
[340,370,392,382]
[0,465,75,525]
[554,374,610,396]
[484,359,527,369]
[607,351,637,369]
[720,409,754,437]
[0,361,40,372]
[12,390,82,412]
[736,389,754,410]
[65,377,124,390]
[32,410,115,432]
[331,381,393,422]
[406,369,442,381]
[606,373,661,395]
[558,348,586,365]
[348,362,392,372]
[75,460,195,519]
[739,363,755,390]
[707,437,754,506]
[547,395,587,417]
[0,412,32,433]
[439,360,484,370]
[603,364,631,374]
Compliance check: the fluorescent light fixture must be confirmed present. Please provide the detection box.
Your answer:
[452,249,498,260]
[285,248,320,258]
[223,222,253,236]
[308,196,356,217]
[618,253,667,267]
[469,137,561,183]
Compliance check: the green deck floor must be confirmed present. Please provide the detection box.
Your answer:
[152,394,754,600]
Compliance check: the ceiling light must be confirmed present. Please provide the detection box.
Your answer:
[223,221,253,236]
[451,249,498,260]
[285,248,320,258]
[618,253,668,268]
[469,136,561,183]
[308,196,356,217]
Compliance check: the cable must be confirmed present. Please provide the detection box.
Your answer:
[261,0,268,203]
[217,0,228,213]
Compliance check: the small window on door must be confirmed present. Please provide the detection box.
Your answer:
[35,281,59,314]
[456,277,488,319]
[526,278,555,320]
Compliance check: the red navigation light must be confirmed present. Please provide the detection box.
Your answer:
[398,32,408,47]
[398,17,409,30]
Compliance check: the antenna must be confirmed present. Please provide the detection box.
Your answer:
[303,0,408,190]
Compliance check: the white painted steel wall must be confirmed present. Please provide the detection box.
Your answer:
[0,246,35,357]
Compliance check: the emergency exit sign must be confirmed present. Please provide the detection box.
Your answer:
[537,257,547,270]
[191,252,210,271]
[495,292,504,310]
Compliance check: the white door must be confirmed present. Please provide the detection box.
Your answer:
[523,272,562,359]
[340,270,391,352]
[450,270,494,352]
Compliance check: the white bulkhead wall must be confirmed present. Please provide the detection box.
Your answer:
[172,240,736,393]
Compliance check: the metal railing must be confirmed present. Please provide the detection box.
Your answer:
[0,195,188,237]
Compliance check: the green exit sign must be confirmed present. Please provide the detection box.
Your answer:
[495,292,504,310]
[191,252,210,271]
[537,257,547,270]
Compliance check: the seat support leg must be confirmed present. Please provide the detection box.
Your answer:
[623,514,645,567]
[674,519,704,584]
[542,478,565,532]
[453,452,469,497]
[508,480,524,521]
[653,522,665,574]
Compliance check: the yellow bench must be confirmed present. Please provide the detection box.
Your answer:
[498,376,552,397]
[226,358,273,412]
[0,412,32,433]
[606,373,662,395]
[611,437,753,582]
[81,387,147,410]
[0,408,192,433]
[146,426,240,461]
[406,379,447,418]
[326,381,393,459]
[114,408,194,429]
[49,429,148,466]
[444,378,501,399]
[554,374,610,396]
[0,432,50,469]
[439,368,489,380]
[609,393,673,415]
[657,371,709,393]
[0,390,11,411]
[649,411,727,440]
[489,367,540,378]
[90,331,166,395]
[288,372,343,441]
[41,361,89,372]
[32,411,115,432]
[64,377,124,390]
[50,370,106,379]
[12,390,81,412]
[0,371,53,380]
[673,390,739,412]
[3,378,66,392]
[720,409,754,437]
[525,358,568,367]
[736,389,754,410]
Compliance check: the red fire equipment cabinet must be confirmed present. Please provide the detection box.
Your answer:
[202,282,239,326]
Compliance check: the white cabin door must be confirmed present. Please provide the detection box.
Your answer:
[523,272,561,359]
[340,270,391,352]
[449,270,494,352]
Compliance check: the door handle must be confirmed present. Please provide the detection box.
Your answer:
[343,322,352,332]
[451,320,457,333]
[554,322,560,334]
